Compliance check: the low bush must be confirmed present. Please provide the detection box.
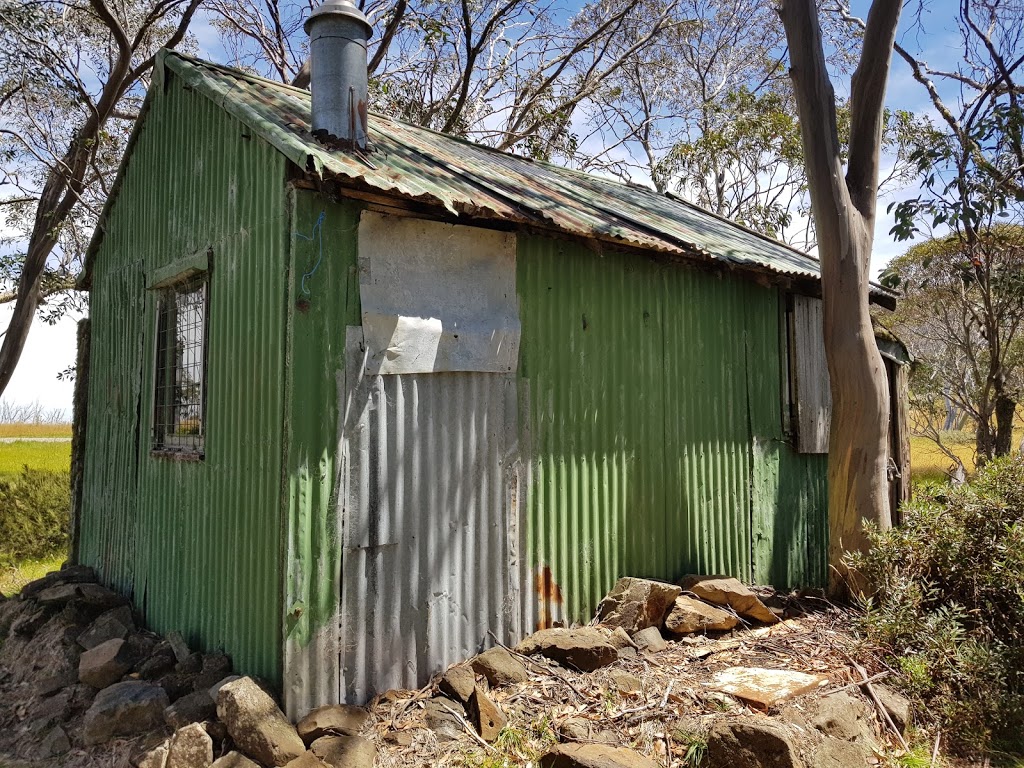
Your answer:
[0,467,70,569]
[848,455,1024,757]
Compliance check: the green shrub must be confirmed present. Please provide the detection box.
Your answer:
[847,455,1024,756]
[0,467,70,568]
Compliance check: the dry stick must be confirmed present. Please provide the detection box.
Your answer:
[487,630,588,701]
[658,680,674,709]
[434,699,498,753]
[930,730,941,767]
[822,670,891,696]
[845,655,909,752]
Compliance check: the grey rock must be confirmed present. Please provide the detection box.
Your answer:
[297,703,370,744]
[283,754,328,768]
[423,697,464,741]
[193,652,233,693]
[813,736,871,768]
[539,743,661,768]
[805,692,874,744]
[468,686,506,742]
[39,726,71,758]
[211,753,262,768]
[167,722,214,768]
[11,602,57,636]
[663,595,739,634]
[470,646,529,687]
[873,684,911,735]
[136,743,170,768]
[216,676,306,766]
[82,680,169,745]
[167,630,192,663]
[438,664,476,706]
[137,643,178,680]
[310,734,376,768]
[208,674,242,702]
[165,689,217,729]
[607,670,642,694]
[77,605,134,650]
[79,637,135,688]
[596,577,681,634]
[604,626,637,651]
[704,720,802,768]
[516,628,618,672]
[631,626,667,653]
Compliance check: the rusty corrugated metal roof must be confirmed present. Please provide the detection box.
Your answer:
[160,50,832,283]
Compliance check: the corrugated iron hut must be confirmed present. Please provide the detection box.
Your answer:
[75,24,909,716]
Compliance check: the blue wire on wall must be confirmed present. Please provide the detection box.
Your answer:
[293,210,326,295]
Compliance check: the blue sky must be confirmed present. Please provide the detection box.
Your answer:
[1,0,971,413]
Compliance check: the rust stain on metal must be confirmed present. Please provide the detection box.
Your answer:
[535,565,564,631]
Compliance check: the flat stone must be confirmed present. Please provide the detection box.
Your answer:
[37,582,126,609]
[82,680,169,745]
[297,704,370,744]
[539,743,661,768]
[709,667,827,708]
[384,730,415,747]
[705,720,802,768]
[470,646,529,687]
[216,676,306,766]
[208,674,242,702]
[167,722,214,768]
[165,689,217,729]
[596,577,681,634]
[79,637,135,688]
[423,697,464,741]
[438,664,476,706]
[77,605,135,650]
[20,565,97,599]
[873,684,911,734]
[680,575,779,624]
[310,734,376,768]
[516,627,618,672]
[663,595,739,634]
[210,752,262,768]
[631,626,667,653]
[468,686,506,742]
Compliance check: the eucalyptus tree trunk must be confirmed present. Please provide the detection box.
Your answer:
[779,0,899,596]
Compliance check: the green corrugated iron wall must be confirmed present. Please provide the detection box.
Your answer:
[80,67,289,683]
[281,189,361,706]
[517,235,827,626]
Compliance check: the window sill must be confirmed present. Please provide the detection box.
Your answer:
[150,449,204,462]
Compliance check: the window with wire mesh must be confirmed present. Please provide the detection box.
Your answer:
[152,273,208,456]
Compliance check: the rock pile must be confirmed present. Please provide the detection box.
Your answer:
[0,566,914,768]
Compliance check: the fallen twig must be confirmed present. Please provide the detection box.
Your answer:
[823,670,890,696]
[487,630,588,701]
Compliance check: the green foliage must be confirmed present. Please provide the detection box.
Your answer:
[0,467,70,569]
[848,456,1024,756]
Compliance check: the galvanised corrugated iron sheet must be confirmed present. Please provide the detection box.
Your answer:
[517,235,828,627]
[155,51,823,283]
[281,192,362,718]
[80,69,288,683]
[339,340,523,704]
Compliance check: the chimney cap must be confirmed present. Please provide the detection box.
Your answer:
[304,0,372,36]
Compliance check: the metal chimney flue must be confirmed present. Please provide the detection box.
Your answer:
[304,0,372,148]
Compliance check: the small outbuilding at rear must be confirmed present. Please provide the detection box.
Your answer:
[74,44,908,717]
